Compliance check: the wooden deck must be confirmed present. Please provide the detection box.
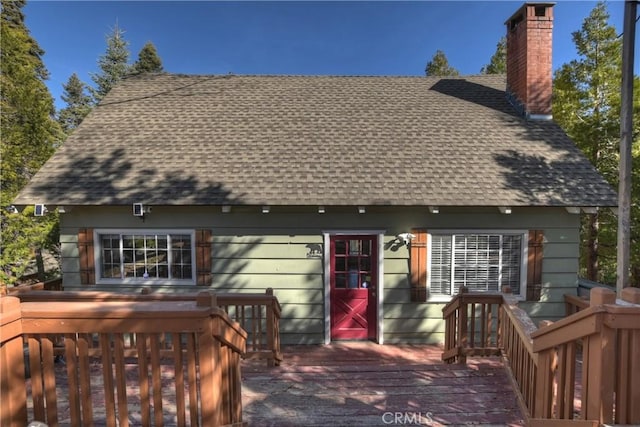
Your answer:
[241,342,525,426]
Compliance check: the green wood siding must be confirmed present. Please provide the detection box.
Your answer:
[58,206,583,344]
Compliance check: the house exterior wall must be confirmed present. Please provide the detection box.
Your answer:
[59,206,580,345]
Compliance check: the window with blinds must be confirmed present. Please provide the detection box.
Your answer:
[430,233,523,296]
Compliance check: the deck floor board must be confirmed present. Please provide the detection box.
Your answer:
[241,342,526,426]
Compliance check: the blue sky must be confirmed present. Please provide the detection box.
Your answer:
[24,1,632,110]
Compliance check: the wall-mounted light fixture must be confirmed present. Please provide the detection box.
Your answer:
[133,203,151,220]
[396,232,416,246]
[34,204,48,216]
[221,205,231,213]
[318,206,326,214]
[358,206,366,214]
[133,203,145,217]
[262,206,270,214]
[429,206,439,214]
[499,207,512,215]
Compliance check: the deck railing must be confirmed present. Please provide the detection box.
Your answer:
[498,295,541,418]
[15,288,282,367]
[442,287,503,364]
[1,292,247,427]
[531,287,640,426]
[442,286,640,426]
[2,276,63,295]
[564,293,590,315]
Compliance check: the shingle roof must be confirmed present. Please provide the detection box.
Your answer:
[15,73,617,207]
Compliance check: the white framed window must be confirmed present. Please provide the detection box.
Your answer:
[428,231,527,300]
[94,229,196,285]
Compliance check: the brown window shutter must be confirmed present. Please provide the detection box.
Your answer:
[527,230,544,301]
[78,228,95,285]
[196,229,212,286]
[410,229,428,302]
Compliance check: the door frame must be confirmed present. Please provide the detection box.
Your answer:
[323,230,385,344]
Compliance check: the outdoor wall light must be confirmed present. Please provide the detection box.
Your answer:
[429,206,439,214]
[133,203,151,220]
[221,205,231,213]
[358,206,366,214]
[133,203,145,217]
[396,233,416,246]
[499,207,512,215]
[262,206,270,214]
[318,206,326,214]
[34,204,47,216]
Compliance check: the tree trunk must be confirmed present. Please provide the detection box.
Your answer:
[35,248,45,281]
[586,213,599,281]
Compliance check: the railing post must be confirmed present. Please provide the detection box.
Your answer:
[457,286,469,364]
[621,287,640,304]
[265,288,276,367]
[590,287,616,306]
[618,287,640,424]
[197,290,218,308]
[0,297,28,427]
[582,288,616,424]
[198,298,223,426]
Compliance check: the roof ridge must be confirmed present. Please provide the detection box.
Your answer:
[122,72,506,79]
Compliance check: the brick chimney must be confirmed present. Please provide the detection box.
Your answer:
[505,3,554,119]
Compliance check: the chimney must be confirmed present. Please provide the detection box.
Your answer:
[505,3,554,120]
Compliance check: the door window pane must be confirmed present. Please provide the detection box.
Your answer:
[332,237,376,289]
[348,269,359,288]
[361,240,371,255]
[349,240,360,255]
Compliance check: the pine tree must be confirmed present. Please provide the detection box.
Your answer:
[133,41,163,74]
[90,23,131,103]
[553,2,640,285]
[58,73,92,133]
[0,0,63,287]
[424,50,459,76]
[480,37,506,74]
[0,0,62,196]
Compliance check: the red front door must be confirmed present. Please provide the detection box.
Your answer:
[330,235,377,340]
